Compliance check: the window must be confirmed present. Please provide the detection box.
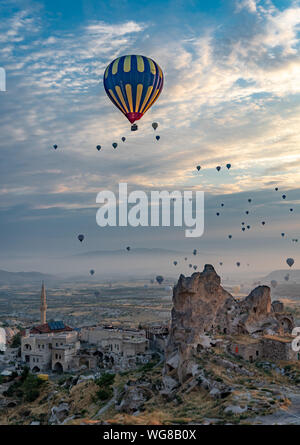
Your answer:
[256,350,259,356]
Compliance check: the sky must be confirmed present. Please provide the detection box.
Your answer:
[0,0,300,277]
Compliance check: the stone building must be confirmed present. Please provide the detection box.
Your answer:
[229,334,299,362]
[21,284,80,372]
[80,325,151,370]
[21,327,80,372]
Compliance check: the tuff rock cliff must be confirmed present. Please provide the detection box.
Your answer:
[164,264,294,386]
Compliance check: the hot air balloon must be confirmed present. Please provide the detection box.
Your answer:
[284,274,289,281]
[226,164,231,169]
[275,187,278,191]
[247,225,250,229]
[282,195,286,199]
[219,262,223,266]
[156,135,160,141]
[78,234,84,243]
[228,235,232,239]
[262,221,266,225]
[236,262,240,267]
[193,265,197,270]
[173,261,178,266]
[286,258,294,268]
[112,142,118,149]
[196,165,201,171]
[245,210,249,214]
[189,264,192,268]
[126,246,131,251]
[270,280,277,288]
[241,222,245,225]
[184,257,187,261]
[281,233,285,237]
[193,249,197,255]
[156,275,164,285]
[216,212,220,216]
[242,227,245,231]
[216,166,221,171]
[53,144,58,150]
[90,269,95,276]
[96,145,101,151]
[221,203,224,207]
[103,55,164,130]
[121,137,126,142]
[152,122,158,130]
[290,208,293,212]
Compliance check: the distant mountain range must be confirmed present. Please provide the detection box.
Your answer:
[0,269,56,285]
[263,269,300,283]
[74,247,184,257]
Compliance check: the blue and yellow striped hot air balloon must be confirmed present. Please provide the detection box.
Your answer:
[103,55,164,128]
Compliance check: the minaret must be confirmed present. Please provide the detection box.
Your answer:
[40,281,47,324]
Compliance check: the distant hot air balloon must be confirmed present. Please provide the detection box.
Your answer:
[96,145,101,151]
[90,269,95,276]
[241,222,245,225]
[216,212,220,216]
[121,137,126,142]
[193,265,197,270]
[78,234,84,243]
[247,225,250,229]
[196,165,201,171]
[262,221,265,225]
[284,274,289,281]
[53,144,58,150]
[282,195,286,200]
[281,233,285,237]
[245,211,249,215]
[103,55,164,130]
[184,257,187,261]
[286,258,294,268]
[270,280,277,288]
[193,249,197,255]
[152,122,158,130]
[236,262,240,267]
[221,203,224,207]
[228,235,232,239]
[242,227,245,231]
[290,208,293,212]
[173,261,178,266]
[248,199,252,203]
[126,246,131,251]
[216,166,221,171]
[219,262,223,266]
[189,264,192,268]
[112,142,118,149]
[275,187,278,191]
[156,135,160,141]
[226,164,231,170]
[156,275,164,285]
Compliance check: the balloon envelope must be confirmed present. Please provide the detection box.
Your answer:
[286,258,294,267]
[156,275,164,285]
[103,55,164,124]
[152,122,158,130]
[78,234,84,242]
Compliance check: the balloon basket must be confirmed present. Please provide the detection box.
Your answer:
[131,124,138,131]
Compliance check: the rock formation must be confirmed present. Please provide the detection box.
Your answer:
[164,264,294,386]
